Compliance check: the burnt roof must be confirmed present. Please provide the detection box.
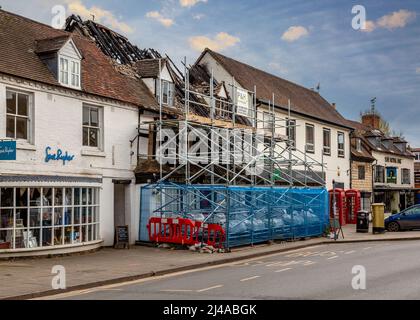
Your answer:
[197,48,352,129]
[0,9,161,112]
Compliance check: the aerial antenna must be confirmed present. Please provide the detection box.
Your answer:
[316,82,321,93]
[370,97,377,114]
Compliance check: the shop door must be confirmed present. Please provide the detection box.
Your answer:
[400,193,406,211]
[114,184,126,227]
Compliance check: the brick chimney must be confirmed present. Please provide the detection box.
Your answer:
[362,113,381,129]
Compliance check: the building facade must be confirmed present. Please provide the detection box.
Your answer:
[194,49,352,190]
[0,10,163,257]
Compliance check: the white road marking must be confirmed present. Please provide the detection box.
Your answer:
[275,268,292,273]
[303,261,317,266]
[240,276,261,282]
[197,285,224,292]
[327,256,339,260]
[35,244,326,300]
[161,289,194,293]
[363,247,372,250]
[345,250,356,254]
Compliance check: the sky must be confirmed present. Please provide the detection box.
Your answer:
[1,0,420,146]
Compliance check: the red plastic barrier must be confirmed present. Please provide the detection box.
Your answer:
[148,217,226,248]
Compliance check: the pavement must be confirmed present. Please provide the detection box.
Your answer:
[2,224,420,300]
[44,241,420,300]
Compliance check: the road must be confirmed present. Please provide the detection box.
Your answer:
[41,241,420,300]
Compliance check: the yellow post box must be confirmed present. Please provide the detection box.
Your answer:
[371,203,386,234]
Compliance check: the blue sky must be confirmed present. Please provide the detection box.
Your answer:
[2,0,420,146]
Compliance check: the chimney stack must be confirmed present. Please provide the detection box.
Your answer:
[332,103,336,109]
[362,113,381,130]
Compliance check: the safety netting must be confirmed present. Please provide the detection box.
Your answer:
[140,183,329,248]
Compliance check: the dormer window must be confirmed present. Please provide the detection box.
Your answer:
[157,80,175,106]
[36,36,82,90]
[59,56,81,89]
[356,138,362,152]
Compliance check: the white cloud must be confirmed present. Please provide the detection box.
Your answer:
[281,26,309,42]
[360,9,416,33]
[180,0,208,8]
[189,32,240,52]
[416,67,420,74]
[146,11,174,27]
[66,0,133,34]
[377,9,416,30]
[193,13,205,20]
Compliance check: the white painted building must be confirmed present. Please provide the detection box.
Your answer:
[0,10,163,257]
[195,49,352,189]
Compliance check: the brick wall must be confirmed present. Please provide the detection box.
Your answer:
[351,161,373,192]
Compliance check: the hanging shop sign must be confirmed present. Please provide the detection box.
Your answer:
[236,88,249,117]
[0,141,16,161]
[386,167,397,184]
[45,146,75,165]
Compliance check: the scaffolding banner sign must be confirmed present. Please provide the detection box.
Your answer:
[236,88,249,117]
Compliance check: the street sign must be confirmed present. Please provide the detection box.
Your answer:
[0,141,16,160]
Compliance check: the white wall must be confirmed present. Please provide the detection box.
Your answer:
[0,75,145,245]
[372,151,415,188]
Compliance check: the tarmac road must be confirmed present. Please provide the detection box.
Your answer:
[41,241,420,300]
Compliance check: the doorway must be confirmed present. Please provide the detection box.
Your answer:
[114,184,127,227]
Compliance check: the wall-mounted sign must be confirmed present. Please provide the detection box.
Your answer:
[386,167,397,184]
[385,157,402,164]
[0,141,16,161]
[45,146,75,165]
[236,88,249,117]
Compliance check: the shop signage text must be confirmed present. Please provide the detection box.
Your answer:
[0,141,16,161]
[385,156,402,164]
[236,88,249,117]
[45,146,75,165]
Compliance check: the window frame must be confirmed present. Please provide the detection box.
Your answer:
[337,131,345,158]
[402,168,411,185]
[305,123,315,154]
[82,104,103,150]
[286,119,296,150]
[59,55,81,89]
[375,165,385,183]
[358,165,366,180]
[156,80,175,107]
[5,88,33,143]
[323,128,331,156]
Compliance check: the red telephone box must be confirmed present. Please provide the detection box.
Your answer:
[345,189,361,224]
[329,189,346,226]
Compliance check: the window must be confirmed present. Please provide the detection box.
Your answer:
[356,138,362,152]
[263,112,274,132]
[402,169,411,185]
[323,128,331,156]
[286,119,296,149]
[0,187,100,250]
[375,165,385,183]
[305,124,315,153]
[59,56,80,88]
[337,132,345,158]
[156,80,175,106]
[415,153,420,161]
[358,165,366,180]
[6,90,31,141]
[83,105,102,148]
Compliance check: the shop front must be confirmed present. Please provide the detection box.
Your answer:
[0,176,103,256]
[374,188,415,214]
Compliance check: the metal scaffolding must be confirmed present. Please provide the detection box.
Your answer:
[139,59,329,247]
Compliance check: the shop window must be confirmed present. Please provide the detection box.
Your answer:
[6,89,32,142]
[83,105,103,149]
[0,187,100,250]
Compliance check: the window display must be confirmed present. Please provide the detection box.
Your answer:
[0,187,100,250]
